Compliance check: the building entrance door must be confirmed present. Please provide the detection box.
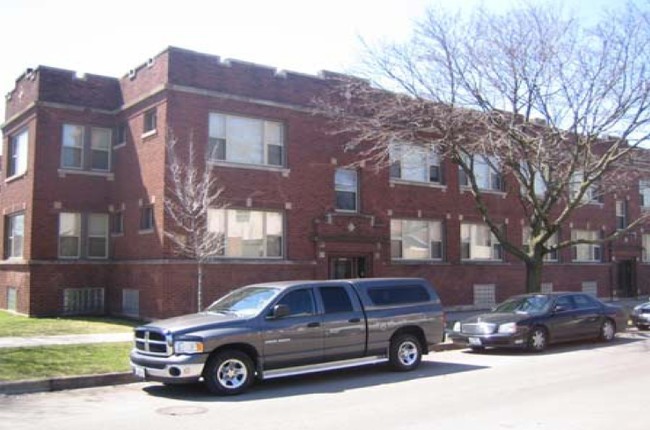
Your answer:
[617,260,637,298]
[329,257,369,279]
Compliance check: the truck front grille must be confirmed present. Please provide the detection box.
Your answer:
[134,329,171,356]
[461,323,497,335]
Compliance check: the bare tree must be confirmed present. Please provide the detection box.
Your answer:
[165,131,226,311]
[317,2,650,293]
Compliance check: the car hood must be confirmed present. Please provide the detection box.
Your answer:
[463,312,531,325]
[138,312,245,334]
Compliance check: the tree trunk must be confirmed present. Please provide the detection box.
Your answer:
[524,258,543,293]
[197,262,203,312]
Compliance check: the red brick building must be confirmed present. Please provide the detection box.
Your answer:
[2,47,649,319]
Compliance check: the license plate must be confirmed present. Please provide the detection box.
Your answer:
[468,337,482,346]
[133,366,146,378]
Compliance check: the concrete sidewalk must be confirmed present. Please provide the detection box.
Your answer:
[0,332,132,349]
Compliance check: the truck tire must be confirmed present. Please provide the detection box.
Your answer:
[203,350,254,395]
[389,334,422,371]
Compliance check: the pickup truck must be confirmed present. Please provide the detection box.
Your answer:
[130,278,445,395]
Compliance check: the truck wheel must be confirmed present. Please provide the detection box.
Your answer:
[203,350,254,395]
[389,334,422,371]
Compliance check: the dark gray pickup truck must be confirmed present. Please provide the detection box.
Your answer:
[130,278,445,395]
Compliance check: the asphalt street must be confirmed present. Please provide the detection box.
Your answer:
[1,330,648,430]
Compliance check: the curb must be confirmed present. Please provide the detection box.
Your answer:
[0,343,465,396]
[0,372,136,396]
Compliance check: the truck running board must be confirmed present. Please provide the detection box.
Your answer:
[261,356,389,380]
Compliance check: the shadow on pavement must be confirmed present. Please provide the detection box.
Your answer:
[142,359,487,402]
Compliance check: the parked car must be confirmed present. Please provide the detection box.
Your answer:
[130,278,445,395]
[630,301,650,330]
[448,292,627,352]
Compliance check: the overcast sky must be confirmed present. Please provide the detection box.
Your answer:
[0,0,639,125]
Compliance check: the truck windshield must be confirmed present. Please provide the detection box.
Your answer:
[206,287,280,317]
[493,295,551,314]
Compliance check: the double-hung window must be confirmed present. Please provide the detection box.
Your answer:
[640,180,650,209]
[461,223,503,261]
[389,142,442,184]
[58,213,109,259]
[522,227,558,261]
[571,229,601,262]
[459,155,503,191]
[87,214,109,258]
[61,125,112,171]
[208,113,284,167]
[569,171,601,203]
[616,201,627,230]
[59,213,82,258]
[4,213,24,259]
[335,169,358,212]
[391,219,443,260]
[208,209,283,258]
[7,129,28,178]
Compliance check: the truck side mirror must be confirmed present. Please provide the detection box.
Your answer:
[270,304,291,319]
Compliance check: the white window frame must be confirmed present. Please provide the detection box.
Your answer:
[522,227,558,262]
[7,129,28,179]
[4,213,24,259]
[460,155,503,192]
[87,214,109,259]
[389,142,442,185]
[571,229,602,262]
[58,212,82,259]
[90,127,112,171]
[139,206,155,232]
[640,180,650,209]
[391,219,444,261]
[569,171,601,204]
[615,200,627,230]
[143,108,157,135]
[461,223,503,261]
[207,112,285,168]
[208,208,284,259]
[61,124,85,170]
[334,169,359,212]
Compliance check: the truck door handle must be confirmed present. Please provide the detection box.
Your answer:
[348,318,361,323]
[307,322,321,328]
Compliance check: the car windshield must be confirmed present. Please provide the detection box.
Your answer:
[493,295,552,314]
[206,287,280,317]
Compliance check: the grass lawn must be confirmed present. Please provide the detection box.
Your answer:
[0,310,142,337]
[0,342,132,381]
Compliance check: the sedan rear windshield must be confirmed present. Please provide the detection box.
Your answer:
[494,295,552,314]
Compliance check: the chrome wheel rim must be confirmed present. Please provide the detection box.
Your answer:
[398,341,419,366]
[531,330,546,350]
[602,321,615,340]
[217,358,247,389]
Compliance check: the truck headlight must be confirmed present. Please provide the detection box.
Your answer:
[498,322,517,334]
[174,340,205,354]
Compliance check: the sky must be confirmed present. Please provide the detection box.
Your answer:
[0,0,640,127]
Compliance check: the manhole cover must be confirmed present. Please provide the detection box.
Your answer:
[156,406,208,416]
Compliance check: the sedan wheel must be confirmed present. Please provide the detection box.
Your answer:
[527,327,547,352]
[599,319,616,342]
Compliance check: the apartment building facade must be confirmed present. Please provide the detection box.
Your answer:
[2,47,649,319]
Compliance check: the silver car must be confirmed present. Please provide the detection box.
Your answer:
[631,302,650,330]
